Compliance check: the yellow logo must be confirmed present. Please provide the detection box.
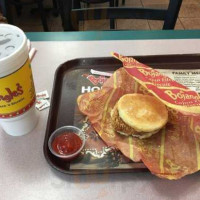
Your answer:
[0,59,36,118]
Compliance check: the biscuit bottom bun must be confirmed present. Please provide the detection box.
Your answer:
[111,94,168,139]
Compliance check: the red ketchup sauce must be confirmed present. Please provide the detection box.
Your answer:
[52,132,82,156]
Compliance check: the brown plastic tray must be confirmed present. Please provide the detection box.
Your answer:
[44,54,200,174]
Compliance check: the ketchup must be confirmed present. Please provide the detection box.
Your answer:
[52,132,82,155]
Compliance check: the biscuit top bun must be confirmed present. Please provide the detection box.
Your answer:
[117,94,168,132]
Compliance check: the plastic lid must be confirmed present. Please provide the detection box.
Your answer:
[0,25,24,59]
[0,24,28,77]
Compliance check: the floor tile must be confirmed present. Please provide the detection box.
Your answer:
[51,15,63,28]
[50,24,64,31]
[179,4,200,18]
[15,8,52,27]
[142,3,169,9]
[84,19,110,30]
[83,0,142,7]
[173,18,185,30]
[179,18,200,29]
[148,18,184,30]
[182,0,200,4]
[49,11,62,31]
[10,3,54,30]
[17,24,44,32]
[116,19,150,30]
[141,0,169,6]
[67,21,84,31]
[85,2,110,8]
[43,0,54,7]
[79,21,85,31]
[121,0,143,7]
[6,6,21,24]
[6,0,200,31]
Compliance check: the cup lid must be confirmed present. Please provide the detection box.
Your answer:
[0,24,28,77]
[0,24,24,60]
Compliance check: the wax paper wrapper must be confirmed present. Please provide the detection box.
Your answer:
[77,53,200,179]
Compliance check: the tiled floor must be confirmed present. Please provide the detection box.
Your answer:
[6,0,200,31]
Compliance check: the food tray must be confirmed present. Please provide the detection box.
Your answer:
[44,54,200,174]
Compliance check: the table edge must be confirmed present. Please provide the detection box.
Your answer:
[26,30,200,41]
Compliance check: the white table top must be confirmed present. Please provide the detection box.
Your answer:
[1,39,200,200]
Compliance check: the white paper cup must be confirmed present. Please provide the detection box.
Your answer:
[0,24,38,136]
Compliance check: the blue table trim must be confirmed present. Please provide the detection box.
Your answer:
[26,30,200,41]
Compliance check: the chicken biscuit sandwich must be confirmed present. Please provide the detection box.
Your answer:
[111,94,168,139]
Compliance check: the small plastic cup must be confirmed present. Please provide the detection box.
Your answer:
[48,126,85,160]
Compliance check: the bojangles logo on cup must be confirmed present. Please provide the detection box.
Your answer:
[0,83,23,103]
[0,59,36,118]
[112,52,200,114]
